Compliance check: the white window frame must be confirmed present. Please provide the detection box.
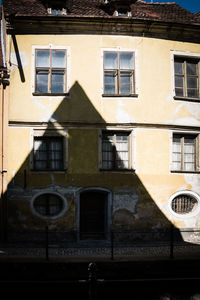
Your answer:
[171,50,200,101]
[168,190,200,219]
[99,128,135,171]
[100,47,139,98]
[170,130,200,173]
[32,44,71,96]
[30,127,68,171]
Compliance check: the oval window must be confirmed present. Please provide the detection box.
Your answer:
[171,194,198,215]
[33,193,65,218]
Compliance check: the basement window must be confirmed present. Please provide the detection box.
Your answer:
[31,192,68,219]
[169,191,200,219]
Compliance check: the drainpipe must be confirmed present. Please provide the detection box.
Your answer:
[0,69,9,241]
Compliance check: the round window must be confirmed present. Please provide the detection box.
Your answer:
[171,194,197,215]
[31,192,67,219]
[169,191,200,218]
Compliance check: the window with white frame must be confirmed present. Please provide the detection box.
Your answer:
[101,131,131,170]
[172,133,199,172]
[174,56,200,100]
[33,136,64,171]
[103,51,135,96]
[35,49,67,94]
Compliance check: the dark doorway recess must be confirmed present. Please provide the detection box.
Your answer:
[80,191,108,240]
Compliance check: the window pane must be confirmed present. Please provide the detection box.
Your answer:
[187,89,198,98]
[36,71,48,93]
[120,52,134,70]
[120,72,132,94]
[175,87,184,97]
[52,50,66,68]
[104,71,116,94]
[187,62,197,75]
[174,61,183,74]
[175,76,184,88]
[36,50,50,67]
[51,71,64,93]
[187,77,198,89]
[104,52,118,69]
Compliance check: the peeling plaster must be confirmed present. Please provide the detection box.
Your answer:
[166,117,200,127]
[116,100,136,123]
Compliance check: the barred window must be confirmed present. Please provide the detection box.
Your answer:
[101,131,130,170]
[33,193,64,217]
[34,136,63,171]
[103,51,135,95]
[174,57,200,99]
[172,134,198,172]
[171,195,198,215]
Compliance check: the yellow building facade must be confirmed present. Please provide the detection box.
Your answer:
[2,0,200,242]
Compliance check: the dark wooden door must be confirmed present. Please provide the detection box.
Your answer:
[80,191,107,240]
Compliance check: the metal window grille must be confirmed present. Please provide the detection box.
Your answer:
[171,195,197,214]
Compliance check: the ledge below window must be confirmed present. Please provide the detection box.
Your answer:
[31,169,67,173]
[171,170,200,174]
[102,94,138,98]
[100,168,135,173]
[174,96,200,102]
[32,92,69,97]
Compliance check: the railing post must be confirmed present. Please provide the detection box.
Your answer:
[88,262,97,300]
[111,230,114,260]
[170,224,174,259]
[45,225,49,261]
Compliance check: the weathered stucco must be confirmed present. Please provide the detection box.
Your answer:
[6,32,200,241]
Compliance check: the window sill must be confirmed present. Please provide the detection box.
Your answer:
[100,168,135,173]
[171,170,200,174]
[102,94,138,98]
[32,92,69,97]
[31,169,67,173]
[174,96,200,102]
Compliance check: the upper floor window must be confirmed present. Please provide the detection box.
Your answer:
[172,133,199,172]
[174,57,200,100]
[101,131,131,170]
[35,49,67,95]
[34,136,64,171]
[103,51,135,96]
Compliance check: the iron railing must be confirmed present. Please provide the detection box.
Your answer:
[1,226,200,261]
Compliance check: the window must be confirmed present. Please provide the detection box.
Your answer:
[33,193,64,217]
[35,49,66,94]
[34,136,64,171]
[103,51,135,95]
[171,194,197,215]
[101,131,130,170]
[174,57,199,99]
[172,134,199,172]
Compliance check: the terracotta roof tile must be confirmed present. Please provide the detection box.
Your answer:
[2,0,200,25]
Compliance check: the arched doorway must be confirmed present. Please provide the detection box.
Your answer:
[79,188,111,240]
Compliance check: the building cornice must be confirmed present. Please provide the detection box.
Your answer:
[6,15,200,43]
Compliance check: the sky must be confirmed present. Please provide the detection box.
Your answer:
[145,0,200,13]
